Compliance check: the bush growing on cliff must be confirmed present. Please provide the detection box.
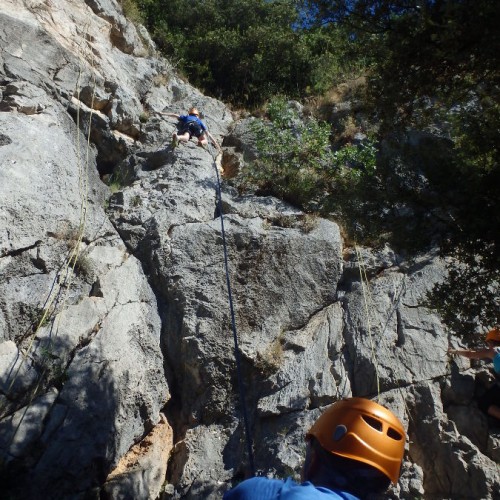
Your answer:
[241,97,377,212]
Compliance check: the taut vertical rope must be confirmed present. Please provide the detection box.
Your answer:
[205,134,256,476]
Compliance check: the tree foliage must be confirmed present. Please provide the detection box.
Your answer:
[135,0,364,105]
[299,0,500,336]
[242,97,377,212]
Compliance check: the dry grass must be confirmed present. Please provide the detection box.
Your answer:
[255,332,285,376]
[300,213,320,233]
[153,73,170,87]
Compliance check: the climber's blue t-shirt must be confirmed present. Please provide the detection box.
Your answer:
[178,114,206,131]
[223,477,360,500]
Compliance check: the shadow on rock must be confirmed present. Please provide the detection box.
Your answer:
[0,335,121,498]
[137,148,176,171]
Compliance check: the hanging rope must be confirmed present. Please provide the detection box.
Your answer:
[353,243,415,427]
[354,243,381,399]
[204,129,256,477]
[3,23,96,449]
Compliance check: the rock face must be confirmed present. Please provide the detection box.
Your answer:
[0,0,498,499]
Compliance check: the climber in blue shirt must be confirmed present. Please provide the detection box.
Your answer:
[449,327,500,421]
[224,397,406,499]
[157,106,221,152]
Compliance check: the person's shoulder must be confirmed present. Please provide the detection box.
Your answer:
[223,476,285,499]
[281,479,359,499]
[223,477,359,500]
[492,347,500,373]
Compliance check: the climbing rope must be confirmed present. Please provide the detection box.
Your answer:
[204,127,256,477]
[353,243,415,427]
[354,243,381,398]
[3,23,96,449]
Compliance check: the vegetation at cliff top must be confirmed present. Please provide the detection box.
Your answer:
[242,96,377,215]
[129,0,499,337]
[134,0,364,105]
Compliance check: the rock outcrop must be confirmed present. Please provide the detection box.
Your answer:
[0,0,498,498]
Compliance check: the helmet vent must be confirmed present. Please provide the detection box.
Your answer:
[361,415,383,432]
[387,427,403,441]
[333,424,347,441]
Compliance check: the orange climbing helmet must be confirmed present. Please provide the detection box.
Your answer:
[188,107,200,116]
[486,327,500,342]
[306,397,406,484]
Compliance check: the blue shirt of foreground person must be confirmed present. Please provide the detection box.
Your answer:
[224,397,406,499]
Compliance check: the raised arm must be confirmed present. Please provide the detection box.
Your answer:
[206,130,221,152]
[157,111,180,119]
[448,347,495,360]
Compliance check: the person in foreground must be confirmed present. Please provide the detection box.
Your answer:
[157,106,221,152]
[224,397,406,499]
[448,327,500,421]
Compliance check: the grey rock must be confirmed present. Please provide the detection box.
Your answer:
[257,303,347,416]
[103,414,173,500]
[110,20,143,55]
[168,424,234,500]
[0,80,51,114]
[31,292,168,496]
[224,117,259,162]
[85,0,125,23]
[446,404,489,451]
[340,254,450,395]
[0,0,498,498]
[0,1,169,496]
[151,214,342,425]
[407,382,500,498]
[487,432,500,462]
[0,341,38,397]
[0,388,58,460]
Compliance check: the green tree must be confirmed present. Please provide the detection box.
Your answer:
[135,0,363,105]
[137,0,303,104]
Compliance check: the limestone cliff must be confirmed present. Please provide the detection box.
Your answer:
[0,0,498,498]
